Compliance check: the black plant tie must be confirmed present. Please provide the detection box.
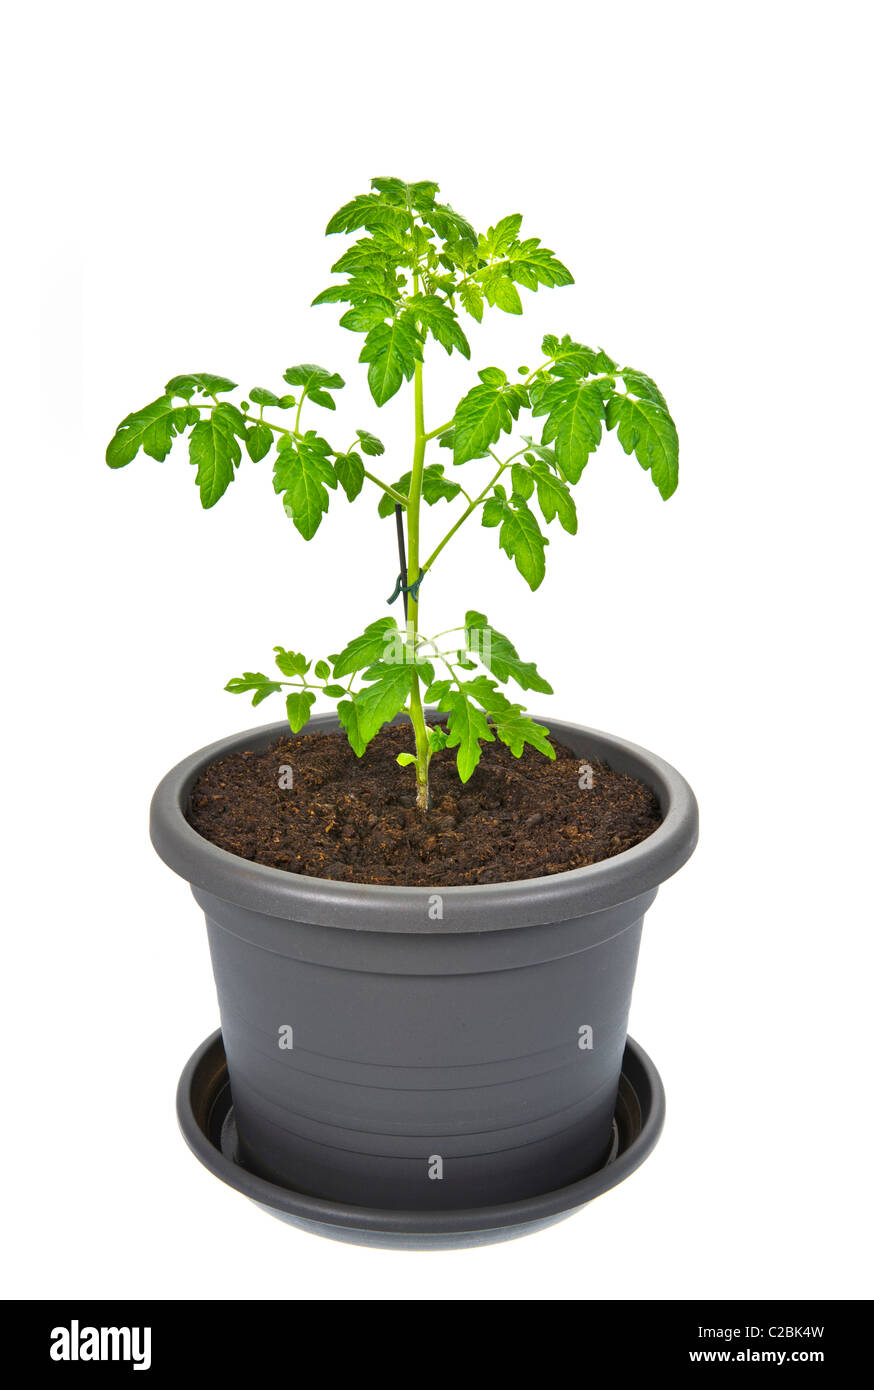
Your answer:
[388,501,425,618]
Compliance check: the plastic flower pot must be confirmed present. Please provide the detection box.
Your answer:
[151,713,697,1215]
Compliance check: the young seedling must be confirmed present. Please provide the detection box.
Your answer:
[107,178,679,811]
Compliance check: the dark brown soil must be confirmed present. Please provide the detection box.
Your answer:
[186,725,662,887]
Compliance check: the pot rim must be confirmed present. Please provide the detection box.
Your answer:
[150,712,698,932]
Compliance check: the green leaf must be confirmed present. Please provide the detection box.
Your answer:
[339,301,395,333]
[530,460,577,533]
[535,378,606,482]
[332,617,399,679]
[165,373,237,400]
[511,463,535,500]
[333,450,365,501]
[188,403,245,508]
[245,421,273,462]
[332,241,404,279]
[420,465,463,506]
[325,194,381,236]
[496,495,548,589]
[463,613,553,693]
[324,252,407,339]
[452,377,525,465]
[273,647,309,677]
[337,699,368,756]
[461,676,513,712]
[441,238,476,270]
[620,368,669,410]
[272,432,338,539]
[540,335,611,378]
[341,661,414,753]
[286,690,316,733]
[607,394,679,500]
[481,494,506,527]
[283,363,345,393]
[312,284,352,305]
[249,386,281,407]
[326,192,407,236]
[397,751,417,767]
[377,464,461,518]
[520,436,560,471]
[359,316,423,406]
[505,240,574,291]
[424,678,452,703]
[458,281,484,322]
[314,659,331,680]
[407,294,470,357]
[428,200,477,245]
[478,367,507,388]
[439,688,494,782]
[480,268,523,314]
[371,175,435,203]
[377,473,412,517]
[413,657,435,689]
[428,724,449,752]
[106,397,199,468]
[491,707,555,760]
[357,429,385,457]
[225,672,283,706]
[473,221,573,308]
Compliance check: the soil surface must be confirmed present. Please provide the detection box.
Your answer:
[186,726,662,887]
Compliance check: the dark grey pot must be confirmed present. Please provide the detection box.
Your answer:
[151,713,697,1213]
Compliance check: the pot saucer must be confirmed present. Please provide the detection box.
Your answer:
[177,1030,666,1250]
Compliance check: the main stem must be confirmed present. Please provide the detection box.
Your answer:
[407,355,430,810]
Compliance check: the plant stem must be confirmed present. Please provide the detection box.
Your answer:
[364,471,408,505]
[406,354,431,810]
[421,461,507,572]
[420,443,532,574]
[423,420,454,442]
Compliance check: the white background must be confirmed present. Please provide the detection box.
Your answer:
[4,0,872,1301]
